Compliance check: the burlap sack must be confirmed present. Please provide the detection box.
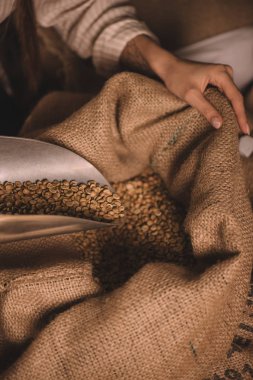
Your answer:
[1,73,253,379]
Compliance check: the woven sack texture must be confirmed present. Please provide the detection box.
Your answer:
[1,73,253,379]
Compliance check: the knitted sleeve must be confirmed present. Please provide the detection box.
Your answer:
[35,0,158,76]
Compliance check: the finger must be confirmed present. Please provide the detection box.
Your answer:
[211,65,233,93]
[184,88,222,129]
[217,72,249,135]
[223,64,234,79]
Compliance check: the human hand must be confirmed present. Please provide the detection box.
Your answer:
[154,54,249,135]
[121,35,249,135]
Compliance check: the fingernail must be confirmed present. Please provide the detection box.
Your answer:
[245,123,251,136]
[211,117,222,129]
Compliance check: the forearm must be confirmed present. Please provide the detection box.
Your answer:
[120,34,177,79]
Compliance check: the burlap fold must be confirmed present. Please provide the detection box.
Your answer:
[1,73,253,379]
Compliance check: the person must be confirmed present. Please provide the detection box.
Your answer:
[0,0,250,135]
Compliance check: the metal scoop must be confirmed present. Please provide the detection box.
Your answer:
[0,136,113,243]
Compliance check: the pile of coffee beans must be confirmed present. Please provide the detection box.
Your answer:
[75,170,193,291]
[0,180,124,223]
